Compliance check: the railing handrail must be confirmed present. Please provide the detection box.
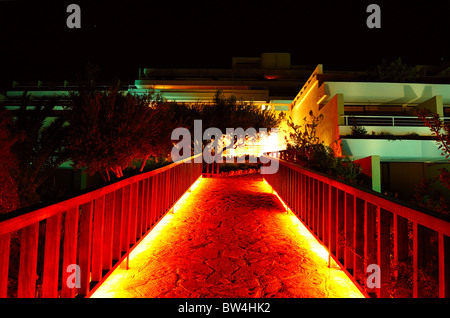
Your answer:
[340,115,440,127]
[0,154,201,236]
[341,115,450,119]
[263,154,450,236]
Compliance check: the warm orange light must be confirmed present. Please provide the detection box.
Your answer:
[90,177,204,298]
[262,179,329,263]
[316,94,328,105]
[262,178,365,298]
[91,176,365,298]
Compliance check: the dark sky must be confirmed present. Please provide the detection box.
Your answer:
[1,0,450,84]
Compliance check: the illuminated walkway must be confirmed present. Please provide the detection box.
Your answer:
[91,174,364,298]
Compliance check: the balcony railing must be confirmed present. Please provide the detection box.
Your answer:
[263,152,450,298]
[0,155,202,298]
[342,115,450,127]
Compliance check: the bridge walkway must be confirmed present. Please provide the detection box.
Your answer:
[91,174,364,298]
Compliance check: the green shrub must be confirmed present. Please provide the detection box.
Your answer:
[285,111,362,184]
[350,125,368,137]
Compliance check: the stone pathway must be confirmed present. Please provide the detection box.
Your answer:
[91,174,364,298]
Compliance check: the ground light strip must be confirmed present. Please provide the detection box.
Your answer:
[90,176,365,298]
[89,176,203,298]
[262,178,368,298]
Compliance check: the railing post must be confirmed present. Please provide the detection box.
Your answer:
[344,193,354,274]
[77,202,93,297]
[0,233,11,298]
[129,183,138,246]
[136,180,144,240]
[413,222,419,298]
[42,214,62,298]
[287,169,291,210]
[364,202,377,296]
[149,176,156,228]
[61,207,80,298]
[377,208,391,298]
[156,174,162,220]
[121,185,131,255]
[91,196,105,282]
[329,186,337,259]
[312,179,317,234]
[113,189,123,261]
[393,214,408,280]
[301,173,306,222]
[438,234,450,298]
[337,190,345,264]
[323,183,329,248]
[413,223,438,298]
[317,181,323,241]
[354,197,365,284]
[142,179,149,233]
[102,192,115,273]
[308,176,313,227]
[18,223,39,298]
[295,171,300,216]
[165,170,170,211]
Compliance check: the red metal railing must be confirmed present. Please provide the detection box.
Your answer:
[263,152,450,298]
[203,162,220,178]
[0,155,202,298]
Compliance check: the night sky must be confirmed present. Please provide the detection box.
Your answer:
[1,0,450,84]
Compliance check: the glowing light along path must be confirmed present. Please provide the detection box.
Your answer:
[90,178,203,298]
[90,175,364,298]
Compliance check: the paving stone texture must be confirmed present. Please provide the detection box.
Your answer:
[91,174,364,298]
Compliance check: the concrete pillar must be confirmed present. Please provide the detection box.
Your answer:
[371,155,381,193]
[354,155,381,193]
[336,93,345,125]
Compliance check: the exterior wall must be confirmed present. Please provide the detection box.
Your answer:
[340,139,444,161]
[290,80,320,125]
[417,95,444,116]
[290,65,343,154]
[260,53,291,69]
[381,162,450,201]
[321,82,450,106]
[354,155,381,192]
[382,162,425,199]
[317,94,343,155]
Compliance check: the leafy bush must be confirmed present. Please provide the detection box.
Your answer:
[415,108,450,216]
[377,131,395,140]
[67,85,169,181]
[0,108,21,214]
[285,111,362,184]
[375,57,418,83]
[1,95,70,208]
[350,125,368,137]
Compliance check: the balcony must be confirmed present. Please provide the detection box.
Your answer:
[339,115,447,137]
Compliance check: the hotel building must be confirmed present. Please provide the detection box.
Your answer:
[2,53,450,201]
